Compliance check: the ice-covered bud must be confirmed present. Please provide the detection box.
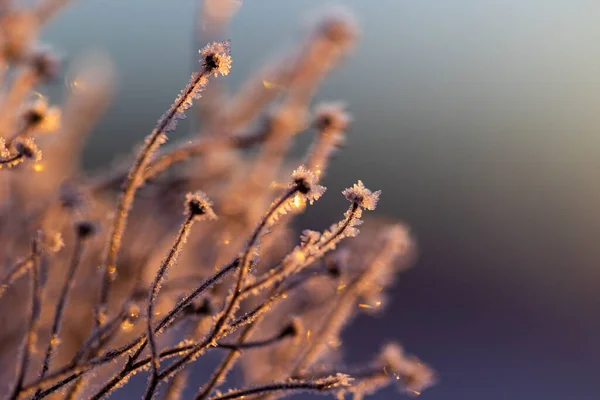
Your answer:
[291,166,326,204]
[14,137,41,162]
[200,40,232,77]
[185,191,217,221]
[313,101,352,132]
[342,180,381,210]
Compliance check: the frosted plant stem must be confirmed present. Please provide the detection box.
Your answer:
[292,244,381,377]
[99,85,197,320]
[98,43,230,324]
[146,214,196,395]
[0,254,34,299]
[28,342,197,399]
[241,203,360,296]
[7,240,41,400]
[33,236,84,400]
[194,278,296,400]
[69,258,239,400]
[89,128,268,194]
[142,187,297,400]
[194,323,254,400]
[206,376,348,400]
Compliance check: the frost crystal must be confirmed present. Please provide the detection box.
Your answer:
[291,165,326,204]
[0,138,9,159]
[200,40,232,77]
[342,180,380,210]
[14,137,42,162]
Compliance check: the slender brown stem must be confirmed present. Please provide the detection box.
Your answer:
[146,214,196,397]
[30,342,197,399]
[7,240,42,400]
[98,63,217,324]
[207,376,347,400]
[33,236,84,399]
[0,254,34,299]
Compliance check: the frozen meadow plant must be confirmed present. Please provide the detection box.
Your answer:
[0,1,436,399]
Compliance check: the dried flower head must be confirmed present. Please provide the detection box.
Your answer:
[29,45,61,81]
[14,137,42,162]
[200,40,232,77]
[313,101,352,132]
[291,166,326,204]
[21,98,61,134]
[185,191,217,220]
[38,230,64,253]
[311,6,359,49]
[75,220,98,239]
[342,180,381,210]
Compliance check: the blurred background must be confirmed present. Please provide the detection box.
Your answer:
[40,0,600,399]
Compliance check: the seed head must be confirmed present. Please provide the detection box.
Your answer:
[291,166,326,204]
[342,180,381,210]
[312,6,359,49]
[14,137,41,162]
[29,46,61,81]
[200,40,232,77]
[76,220,98,239]
[185,191,217,220]
[313,101,352,132]
[21,98,61,134]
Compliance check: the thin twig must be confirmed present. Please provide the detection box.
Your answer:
[7,239,42,400]
[34,234,84,398]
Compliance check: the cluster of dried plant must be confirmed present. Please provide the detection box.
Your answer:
[0,0,436,399]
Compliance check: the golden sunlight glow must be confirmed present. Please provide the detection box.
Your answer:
[291,193,306,211]
[262,80,283,90]
[32,163,44,172]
